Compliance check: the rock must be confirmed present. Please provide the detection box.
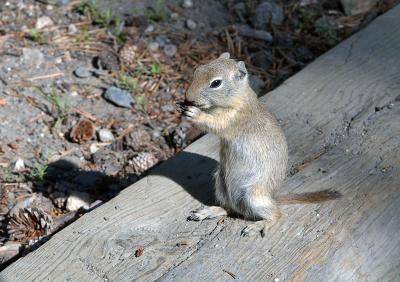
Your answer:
[237,25,273,42]
[252,1,284,28]
[66,191,92,211]
[163,44,177,57]
[249,75,265,94]
[144,24,154,33]
[251,51,272,70]
[73,66,91,78]
[340,0,378,15]
[92,148,123,176]
[155,35,170,47]
[186,19,197,30]
[36,16,53,30]
[148,41,160,51]
[68,23,77,34]
[22,48,45,67]
[89,143,102,154]
[182,0,193,8]
[97,128,114,142]
[103,86,134,108]
[13,158,25,172]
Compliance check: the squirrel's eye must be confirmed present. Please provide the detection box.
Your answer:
[210,79,222,89]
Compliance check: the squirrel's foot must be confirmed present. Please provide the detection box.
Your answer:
[241,220,276,238]
[187,206,227,221]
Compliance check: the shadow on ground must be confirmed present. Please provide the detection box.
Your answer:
[0,150,218,271]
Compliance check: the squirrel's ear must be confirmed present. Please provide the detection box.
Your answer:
[236,61,247,80]
[219,52,230,59]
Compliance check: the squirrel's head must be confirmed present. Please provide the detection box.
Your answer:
[185,52,250,110]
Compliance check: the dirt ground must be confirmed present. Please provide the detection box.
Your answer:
[0,0,396,269]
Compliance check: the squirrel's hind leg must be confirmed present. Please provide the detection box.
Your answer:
[240,187,281,237]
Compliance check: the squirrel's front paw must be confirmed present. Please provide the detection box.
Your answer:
[177,103,201,120]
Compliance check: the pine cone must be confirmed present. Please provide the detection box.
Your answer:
[0,183,33,220]
[119,44,137,66]
[131,152,158,174]
[70,119,95,144]
[7,207,54,242]
[126,128,151,151]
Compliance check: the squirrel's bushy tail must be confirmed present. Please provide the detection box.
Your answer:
[275,190,342,205]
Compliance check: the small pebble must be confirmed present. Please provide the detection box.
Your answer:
[74,67,91,78]
[163,44,177,57]
[97,128,115,142]
[183,0,193,8]
[186,19,197,30]
[13,158,25,171]
[36,16,53,30]
[66,191,92,211]
[148,41,159,51]
[68,24,77,34]
[90,143,101,154]
[171,12,179,20]
[145,25,154,33]
[103,86,134,108]
[155,35,170,47]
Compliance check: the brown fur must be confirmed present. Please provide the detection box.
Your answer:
[276,190,342,205]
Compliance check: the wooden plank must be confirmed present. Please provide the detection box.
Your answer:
[2,5,400,281]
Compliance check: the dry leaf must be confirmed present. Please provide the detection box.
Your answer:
[135,247,144,257]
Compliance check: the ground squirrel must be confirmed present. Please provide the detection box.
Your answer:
[178,53,341,237]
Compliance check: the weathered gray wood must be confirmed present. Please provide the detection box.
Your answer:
[2,5,400,282]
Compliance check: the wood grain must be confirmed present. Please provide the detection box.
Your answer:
[2,5,400,282]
